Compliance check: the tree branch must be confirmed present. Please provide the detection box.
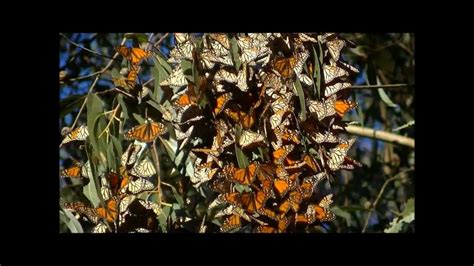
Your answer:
[350,84,413,90]
[68,37,127,132]
[362,168,414,233]
[346,125,414,148]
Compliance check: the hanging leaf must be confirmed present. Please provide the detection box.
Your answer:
[60,208,84,233]
[384,198,415,233]
[294,79,306,121]
[376,76,399,108]
[229,36,241,71]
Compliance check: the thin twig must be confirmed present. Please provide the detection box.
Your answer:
[68,70,102,82]
[68,37,127,132]
[60,33,114,59]
[362,168,414,233]
[98,104,120,139]
[350,84,413,89]
[346,125,414,148]
[154,33,169,49]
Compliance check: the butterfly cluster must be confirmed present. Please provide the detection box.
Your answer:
[160,33,361,232]
[59,33,361,233]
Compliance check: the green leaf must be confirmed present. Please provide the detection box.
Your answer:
[401,198,414,216]
[124,33,149,43]
[316,42,324,99]
[234,125,248,168]
[384,198,415,233]
[60,208,84,233]
[376,76,399,108]
[294,79,306,121]
[158,206,171,232]
[152,57,167,102]
[169,184,185,207]
[132,113,145,124]
[117,94,128,120]
[229,36,241,71]
[83,145,105,209]
[110,135,122,171]
[111,68,121,79]
[160,137,177,162]
[331,206,352,227]
[155,53,173,74]
[180,59,194,83]
[86,93,104,155]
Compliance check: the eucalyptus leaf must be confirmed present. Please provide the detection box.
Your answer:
[60,208,84,233]
[376,76,399,108]
[294,79,306,121]
[229,36,241,71]
[132,113,145,124]
[234,125,248,168]
[331,206,352,227]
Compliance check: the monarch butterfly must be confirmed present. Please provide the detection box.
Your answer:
[112,75,137,91]
[209,33,230,50]
[256,225,277,233]
[96,197,119,223]
[139,200,162,216]
[225,162,259,185]
[256,163,275,182]
[102,170,129,199]
[270,92,293,113]
[221,214,242,232]
[308,130,340,144]
[299,173,326,199]
[121,142,145,168]
[302,154,320,174]
[334,99,357,117]
[326,138,356,171]
[172,86,198,109]
[273,56,296,78]
[239,130,265,149]
[215,205,252,222]
[307,94,337,121]
[272,144,295,165]
[213,92,232,116]
[337,60,359,74]
[60,161,83,179]
[63,201,101,224]
[92,222,109,233]
[323,64,349,84]
[278,190,303,215]
[129,157,156,178]
[241,45,270,65]
[209,192,241,209]
[273,172,300,197]
[117,46,152,65]
[191,160,218,186]
[324,81,352,97]
[60,125,89,146]
[168,33,194,63]
[160,65,188,87]
[298,194,336,224]
[224,107,256,130]
[240,190,269,215]
[273,127,300,149]
[125,118,166,143]
[275,164,289,180]
[123,176,155,195]
[326,38,346,62]
[127,64,140,84]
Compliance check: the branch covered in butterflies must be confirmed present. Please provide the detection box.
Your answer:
[69,37,127,131]
[362,168,414,233]
[345,125,414,148]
